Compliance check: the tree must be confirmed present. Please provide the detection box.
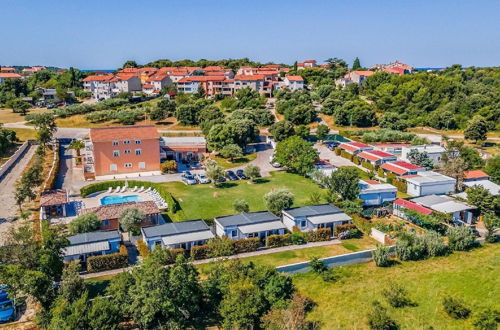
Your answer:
[406,149,434,170]
[26,112,57,148]
[220,278,264,329]
[119,208,145,233]
[264,188,294,215]
[464,115,489,144]
[122,60,138,68]
[60,261,85,302]
[149,99,175,121]
[442,157,466,192]
[334,100,377,127]
[175,104,200,126]
[483,213,499,243]
[446,226,476,251]
[5,98,31,115]
[261,293,312,330]
[206,160,226,187]
[68,139,85,158]
[285,104,316,125]
[372,245,391,267]
[484,155,500,184]
[233,199,250,213]
[352,57,362,70]
[340,199,363,215]
[274,136,318,175]
[269,120,295,142]
[323,167,361,201]
[316,124,329,141]
[244,164,261,182]
[466,185,495,215]
[88,297,123,330]
[366,301,399,330]
[294,125,310,139]
[220,144,243,162]
[68,213,101,234]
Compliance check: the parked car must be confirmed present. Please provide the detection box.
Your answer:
[195,173,210,184]
[226,170,239,181]
[269,155,281,168]
[181,171,197,185]
[325,141,339,150]
[236,169,248,180]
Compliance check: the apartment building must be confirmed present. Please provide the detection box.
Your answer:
[177,76,234,97]
[84,126,160,179]
[233,74,265,94]
[297,60,317,70]
[283,75,304,91]
[83,74,141,100]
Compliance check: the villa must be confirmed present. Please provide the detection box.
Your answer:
[411,195,477,224]
[357,150,397,166]
[141,220,214,250]
[403,171,456,197]
[380,161,424,176]
[40,189,68,219]
[63,230,121,263]
[214,211,286,241]
[358,180,397,206]
[282,204,351,235]
[401,145,447,166]
[160,136,207,162]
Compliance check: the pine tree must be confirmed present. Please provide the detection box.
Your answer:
[352,57,362,70]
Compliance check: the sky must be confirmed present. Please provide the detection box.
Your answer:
[1,0,499,69]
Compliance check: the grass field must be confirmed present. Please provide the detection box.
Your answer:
[161,171,326,221]
[293,243,500,329]
[213,153,257,169]
[0,107,50,123]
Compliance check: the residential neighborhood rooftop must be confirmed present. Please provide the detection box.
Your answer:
[142,220,210,238]
[464,170,489,180]
[215,211,279,227]
[90,125,159,142]
[283,204,343,218]
[40,189,68,207]
[67,230,121,245]
[403,171,455,184]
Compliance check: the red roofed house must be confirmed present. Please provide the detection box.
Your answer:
[283,75,304,91]
[338,142,374,155]
[297,60,317,70]
[177,76,234,98]
[357,150,397,166]
[84,125,160,180]
[233,75,265,94]
[392,198,433,221]
[144,73,172,95]
[348,71,375,84]
[380,161,424,176]
[463,170,490,182]
[0,67,17,73]
[83,74,141,100]
[0,72,23,83]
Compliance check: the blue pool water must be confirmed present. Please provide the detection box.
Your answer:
[100,195,141,206]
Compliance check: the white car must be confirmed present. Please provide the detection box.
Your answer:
[195,173,210,184]
[269,155,281,168]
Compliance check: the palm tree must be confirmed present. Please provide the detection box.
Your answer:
[68,139,85,157]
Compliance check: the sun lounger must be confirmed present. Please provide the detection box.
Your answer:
[138,186,145,193]
[114,186,121,193]
[107,187,112,193]
[131,186,138,192]
[145,187,151,192]
[120,186,127,193]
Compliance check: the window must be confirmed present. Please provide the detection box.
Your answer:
[135,140,141,145]
[110,164,117,171]
[102,220,109,227]
[113,150,120,157]
[124,140,131,145]
[154,241,161,246]
[300,220,307,228]
[135,149,142,156]
[112,140,119,146]
[231,230,238,238]
[124,163,132,168]
[138,162,146,169]
[124,149,131,154]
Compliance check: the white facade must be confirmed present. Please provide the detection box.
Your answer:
[401,145,446,166]
[283,77,304,91]
[405,171,456,197]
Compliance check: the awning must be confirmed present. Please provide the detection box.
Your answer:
[162,231,214,246]
[308,213,351,225]
[64,241,110,257]
[239,221,286,234]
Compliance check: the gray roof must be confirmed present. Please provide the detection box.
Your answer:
[67,230,121,246]
[411,195,452,208]
[215,211,279,227]
[142,220,210,238]
[283,204,342,218]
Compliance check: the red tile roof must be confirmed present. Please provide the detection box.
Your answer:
[40,189,68,206]
[381,161,422,176]
[234,74,264,81]
[143,84,154,89]
[0,73,22,79]
[393,199,433,215]
[365,180,380,185]
[358,150,396,161]
[0,67,16,72]
[391,161,422,170]
[464,170,489,180]
[304,60,316,63]
[286,75,304,82]
[83,74,113,82]
[90,125,159,142]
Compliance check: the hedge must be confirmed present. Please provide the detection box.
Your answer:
[393,179,407,193]
[361,160,374,170]
[377,167,385,178]
[334,223,357,236]
[190,245,210,260]
[306,228,331,242]
[87,246,129,273]
[234,238,260,254]
[266,234,292,248]
[340,150,353,161]
[352,155,360,165]
[137,239,149,258]
[166,248,185,264]
[335,148,341,156]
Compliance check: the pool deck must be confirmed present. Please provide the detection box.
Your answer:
[82,191,154,209]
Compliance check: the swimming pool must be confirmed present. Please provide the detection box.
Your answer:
[100,195,142,206]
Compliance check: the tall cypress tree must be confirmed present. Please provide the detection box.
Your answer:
[352,57,361,70]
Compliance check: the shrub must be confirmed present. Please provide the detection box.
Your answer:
[335,223,357,236]
[290,230,307,245]
[377,167,385,178]
[366,301,399,330]
[207,237,235,257]
[233,238,260,254]
[362,161,374,170]
[353,155,360,165]
[442,295,471,319]
[395,232,426,261]
[190,245,210,260]
[160,160,177,174]
[266,234,291,248]
[306,228,331,242]
[335,148,341,156]
[382,283,414,308]
[309,257,328,274]
[473,309,500,330]
[167,248,185,265]
[393,179,407,193]
[68,213,101,234]
[420,231,449,257]
[340,150,353,161]
[137,239,149,258]
[446,226,477,251]
[351,215,373,234]
[87,251,129,273]
[372,245,391,267]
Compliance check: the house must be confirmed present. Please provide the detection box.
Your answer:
[463,170,490,183]
[22,66,46,76]
[403,171,456,197]
[142,84,156,95]
[40,189,68,219]
[463,180,500,196]
[357,150,397,166]
[283,76,304,91]
[84,125,160,179]
[348,71,375,84]
[63,230,121,262]
[313,160,336,177]
[372,143,410,155]
[282,204,351,235]
[233,75,265,94]
[79,201,162,231]
[297,60,317,70]
[338,142,374,155]
[145,73,172,93]
[0,67,16,73]
[401,145,446,166]
[160,136,207,162]
[392,198,433,221]
[380,161,424,176]
[82,74,114,95]
[371,61,413,74]
[411,195,477,224]
[0,73,22,83]
[214,211,286,240]
[141,220,214,250]
[177,76,234,98]
[358,180,397,206]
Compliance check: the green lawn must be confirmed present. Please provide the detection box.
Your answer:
[162,171,326,221]
[213,153,257,169]
[292,244,500,329]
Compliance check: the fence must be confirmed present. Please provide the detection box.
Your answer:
[276,246,395,274]
[0,140,33,181]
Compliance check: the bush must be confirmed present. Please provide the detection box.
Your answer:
[372,245,391,267]
[291,230,307,245]
[393,179,407,193]
[207,237,235,258]
[190,245,210,260]
[377,167,385,178]
[442,295,471,319]
[335,148,341,156]
[309,257,328,274]
[166,248,185,265]
[340,150,353,161]
[362,161,374,170]
[68,213,101,234]
[353,155,360,165]
[382,283,414,308]
[447,226,477,251]
[266,234,291,248]
[420,231,449,257]
[87,250,129,273]
[366,301,399,330]
[137,239,149,258]
[233,238,260,254]
[160,160,177,174]
[306,228,331,242]
[334,223,357,236]
[395,232,426,261]
[473,309,500,330]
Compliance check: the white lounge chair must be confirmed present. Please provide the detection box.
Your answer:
[138,186,145,193]
[107,187,112,193]
[131,186,138,192]
[120,186,127,193]
[145,187,151,192]
[114,186,121,193]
